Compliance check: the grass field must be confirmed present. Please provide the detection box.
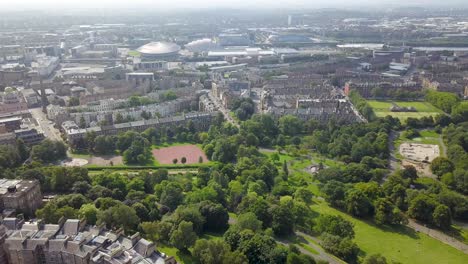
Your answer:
[311,200,468,264]
[128,50,141,57]
[367,100,442,120]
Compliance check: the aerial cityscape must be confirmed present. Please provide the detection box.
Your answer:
[0,1,467,263]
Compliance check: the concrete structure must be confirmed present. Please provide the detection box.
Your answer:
[66,111,217,146]
[218,34,251,46]
[0,180,42,216]
[31,56,59,77]
[14,128,45,146]
[0,117,22,132]
[3,219,176,264]
[137,42,181,60]
[0,90,28,115]
[0,133,16,146]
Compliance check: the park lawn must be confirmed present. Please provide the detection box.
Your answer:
[261,150,295,164]
[367,100,442,121]
[310,200,468,264]
[201,232,224,241]
[310,153,344,168]
[156,244,194,264]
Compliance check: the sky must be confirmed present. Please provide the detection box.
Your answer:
[3,0,468,10]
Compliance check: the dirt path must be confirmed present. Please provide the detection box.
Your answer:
[407,219,468,254]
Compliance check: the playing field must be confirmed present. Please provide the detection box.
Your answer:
[367,100,442,120]
[152,145,208,164]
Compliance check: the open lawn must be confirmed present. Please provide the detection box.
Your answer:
[311,200,468,264]
[152,144,208,165]
[367,100,442,120]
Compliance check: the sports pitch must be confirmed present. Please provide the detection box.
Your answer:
[367,100,443,120]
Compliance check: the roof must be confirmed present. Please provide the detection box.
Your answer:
[137,42,181,55]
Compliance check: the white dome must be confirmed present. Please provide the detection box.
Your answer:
[137,42,181,56]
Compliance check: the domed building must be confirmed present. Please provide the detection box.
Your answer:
[137,41,181,60]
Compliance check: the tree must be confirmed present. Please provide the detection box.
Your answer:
[374,198,407,226]
[115,113,124,124]
[237,231,277,264]
[321,180,346,208]
[31,140,67,163]
[78,204,98,225]
[430,157,455,178]
[271,203,295,237]
[141,221,173,243]
[401,165,418,182]
[123,137,152,165]
[425,90,460,113]
[279,115,303,136]
[69,96,80,106]
[79,116,86,128]
[408,194,438,223]
[451,102,468,123]
[172,158,178,164]
[192,238,248,264]
[170,221,197,250]
[198,156,204,163]
[36,202,78,224]
[282,160,289,178]
[181,157,187,164]
[97,204,140,231]
[314,214,354,238]
[294,187,314,204]
[345,189,373,217]
[320,233,359,263]
[236,212,263,232]
[159,182,184,211]
[16,139,29,161]
[72,181,91,194]
[199,201,229,232]
[364,254,388,264]
[432,204,452,230]
[94,135,115,155]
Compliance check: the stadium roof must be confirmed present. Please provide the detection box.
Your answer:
[137,42,181,55]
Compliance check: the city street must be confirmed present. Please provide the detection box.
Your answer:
[207,92,239,128]
[30,107,63,142]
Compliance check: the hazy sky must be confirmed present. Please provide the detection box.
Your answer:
[4,0,468,10]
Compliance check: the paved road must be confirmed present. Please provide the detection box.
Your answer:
[30,107,63,142]
[387,130,400,176]
[207,92,240,128]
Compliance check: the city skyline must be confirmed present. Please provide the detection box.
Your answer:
[5,0,468,11]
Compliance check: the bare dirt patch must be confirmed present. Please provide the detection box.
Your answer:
[88,156,123,166]
[399,143,440,178]
[61,158,88,167]
[152,145,208,164]
[402,160,436,179]
[399,143,439,162]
